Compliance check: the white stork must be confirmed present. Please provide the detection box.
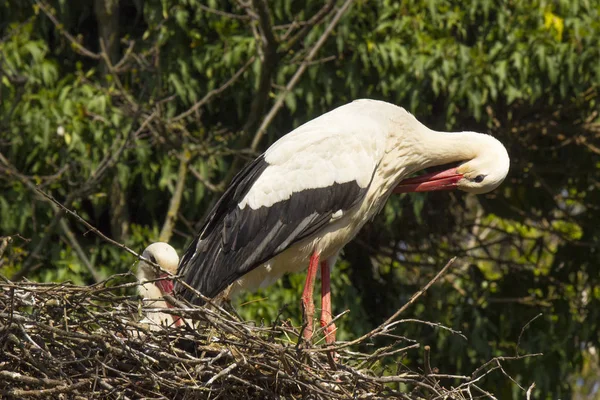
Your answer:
[137,242,183,328]
[176,99,510,344]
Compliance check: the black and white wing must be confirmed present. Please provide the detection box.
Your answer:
[176,102,387,303]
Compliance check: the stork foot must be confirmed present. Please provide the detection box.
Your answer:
[319,315,337,345]
[319,260,337,345]
[301,299,314,341]
[320,259,338,364]
[301,251,320,342]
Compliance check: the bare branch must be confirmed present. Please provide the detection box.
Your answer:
[281,0,336,53]
[36,2,101,60]
[199,4,250,20]
[58,219,102,283]
[6,112,156,280]
[251,0,355,151]
[31,189,144,263]
[172,57,255,122]
[313,256,457,353]
[159,150,191,243]
[252,0,277,47]
[189,165,226,193]
[241,0,280,135]
[516,313,543,356]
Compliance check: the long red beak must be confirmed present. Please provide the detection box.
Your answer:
[394,167,463,193]
[156,273,183,326]
[155,273,175,295]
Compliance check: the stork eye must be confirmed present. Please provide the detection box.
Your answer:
[148,254,156,264]
[472,174,486,183]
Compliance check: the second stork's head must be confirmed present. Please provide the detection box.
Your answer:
[137,242,180,298]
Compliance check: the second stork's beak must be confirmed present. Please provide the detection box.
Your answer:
[155,273,175,295]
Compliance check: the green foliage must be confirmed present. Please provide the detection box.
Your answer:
[1,0,599,398]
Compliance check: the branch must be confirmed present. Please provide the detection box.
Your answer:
[0,236,12,259]
[189,165,226,193]
[0,370,65,388]
[171,56,255,122]
[99,39,137,110]
[36,2,101,60]
[30,189,143,263]
[4,380,89,398]
[59,219,103,282]
[0,155,99,282]
[94,0,120,67]
[470,353,543,379]
[252,0,277,47]
[159,149,191,243]
[241,0,279,134]
[198,4,250,20]
[250,0,354,151]
[516,313,543,356]
[313,256,457,353]
[7,112,156,280]
[281,0,336,53]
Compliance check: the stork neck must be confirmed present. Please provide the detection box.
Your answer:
[418,130,482,169]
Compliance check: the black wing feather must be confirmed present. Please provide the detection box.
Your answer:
[176,156,371,304]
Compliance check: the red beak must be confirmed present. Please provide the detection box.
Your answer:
[155,273,175,295]
[156,273,183,326]
[394,167,463,193]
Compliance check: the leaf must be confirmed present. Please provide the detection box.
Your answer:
[284,91,297,113]
[544,10,564,41]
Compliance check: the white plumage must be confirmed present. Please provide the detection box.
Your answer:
[239,108,387,210]
[137,242,182,329]
[177,99,510,344]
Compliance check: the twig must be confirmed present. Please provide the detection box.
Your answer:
[189,165,225,193]
[3,381,89,398]
[250,0,355,151]
[36,2,101,59]
[198,4,250,20]
[205,362,238,386]
[32,189,145,263]
[471,353,543,379]
[516,313,542,356]
[0,275,540,398]
[317,257,457,352]
[59,219,103,282]
[172,56,255,122]
[281,0,336,53]
[9,111,155,280]
[159,149,191,243]
[240,0,279,135]
[526,382,536,400]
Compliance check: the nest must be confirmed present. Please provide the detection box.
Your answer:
[0,272,537,399]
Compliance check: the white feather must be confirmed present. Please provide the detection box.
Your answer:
[221,99,510,297]
[180,99,510,302]
[239,105,390,210]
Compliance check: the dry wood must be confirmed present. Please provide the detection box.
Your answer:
[0,259,539,399]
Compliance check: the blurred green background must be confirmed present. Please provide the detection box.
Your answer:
[1,0,599,398]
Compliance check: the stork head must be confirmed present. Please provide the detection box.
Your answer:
[137,242,179,296]
[395,132,510,195]
[454,133,510,194]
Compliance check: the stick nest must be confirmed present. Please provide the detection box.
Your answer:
[0,274,535,399]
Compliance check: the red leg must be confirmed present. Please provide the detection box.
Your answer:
[320,260,337,344]
[301,251,320,341]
